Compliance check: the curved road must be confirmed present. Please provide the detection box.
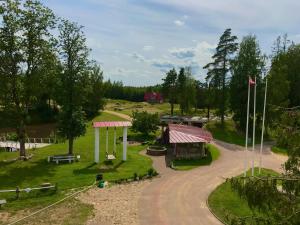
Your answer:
[138,141,287,225]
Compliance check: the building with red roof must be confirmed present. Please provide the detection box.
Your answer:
[163,124,213,159]
[144,92,163,103]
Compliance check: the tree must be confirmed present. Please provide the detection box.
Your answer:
[57,19,90,155]
[204,28,238,124]
[83,63,105,118]
[0,0,55,157]
[176,67,196,115]
[228,109,300,225]
[268,38,300,132]
[162,68,177,115]
[230,35,265,130]
[131,111,160,135]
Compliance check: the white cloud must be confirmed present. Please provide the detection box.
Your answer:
[143,45,154,51]
[174,20,185,26]
[169,47,195,59]
[129,52,146,62]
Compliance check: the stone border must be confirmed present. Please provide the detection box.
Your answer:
[206,199,228,225]
[146,146,167,156]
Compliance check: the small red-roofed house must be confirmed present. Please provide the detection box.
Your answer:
[144,92,163,103]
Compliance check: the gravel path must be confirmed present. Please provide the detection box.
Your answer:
[138,141,287,225]
[78,181,151,225]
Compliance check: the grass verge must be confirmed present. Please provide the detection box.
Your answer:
[171,144,220,170]
[208,168,279,224]
[206,120,263,146]
[271,146,288,155]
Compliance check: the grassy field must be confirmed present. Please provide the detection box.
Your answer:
[208,168,279,224]
[206,120,264,146]
[171,144,220,170]
[105,99,207,117]
[0,112,153,211]
[205,120,246,146]
[271,146,288,155]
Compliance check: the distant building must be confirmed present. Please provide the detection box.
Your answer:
[144,92,163,103]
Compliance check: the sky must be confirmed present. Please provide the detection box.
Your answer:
[42,0,300,86]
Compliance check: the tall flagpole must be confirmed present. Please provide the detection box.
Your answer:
[259,77,268,174]
[252,76,257,176]
[244,77,251,177]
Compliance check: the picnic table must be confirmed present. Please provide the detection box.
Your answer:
[48,155,80,164]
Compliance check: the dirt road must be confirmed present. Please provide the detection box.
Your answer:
[138,142,287,225]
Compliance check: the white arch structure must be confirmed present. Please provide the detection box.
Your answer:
[93,121,132,163]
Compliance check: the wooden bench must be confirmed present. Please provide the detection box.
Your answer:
[0,199,6,208]
[48,155,79,164]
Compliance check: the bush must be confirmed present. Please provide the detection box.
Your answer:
[131,111,160,135]
[147,168,158,177]
[133,172,138,181]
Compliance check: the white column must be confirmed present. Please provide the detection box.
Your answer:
[94,128,99,163]
[123,127,128,161]
[252,76,257,176]
[106,127,108,154]
[113,127,116,154]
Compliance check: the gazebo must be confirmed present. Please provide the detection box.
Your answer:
[165,124,213,159]
[93,121,132,163]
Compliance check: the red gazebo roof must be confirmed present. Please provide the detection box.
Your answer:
[168,124,213,143]
[93,121,132,128]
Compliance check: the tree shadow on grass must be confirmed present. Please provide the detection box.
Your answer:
[73,160,124,175]
[0,159,56,189]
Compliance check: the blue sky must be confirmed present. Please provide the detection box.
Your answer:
[43,0,300,86]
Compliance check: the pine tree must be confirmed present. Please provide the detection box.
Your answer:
[162,68,178,115]
[230,35,265,130]
[204,28,238,124]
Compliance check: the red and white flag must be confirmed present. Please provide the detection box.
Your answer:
[249,77,255,85]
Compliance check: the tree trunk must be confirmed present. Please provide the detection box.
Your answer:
[68,137,73,155]
[171,103,174,115]
[221,57,226,125]
[207,104,210,121]
[18,122,26,158]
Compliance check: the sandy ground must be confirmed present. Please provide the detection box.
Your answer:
[78,181,151,225]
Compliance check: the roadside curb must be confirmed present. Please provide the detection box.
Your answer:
[206,198,228,225]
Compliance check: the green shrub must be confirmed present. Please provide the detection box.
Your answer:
[131,111,159,135]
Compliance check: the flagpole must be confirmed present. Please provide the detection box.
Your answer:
[252,76,257,176]
[244,77,251,177]
[259,77,268,174]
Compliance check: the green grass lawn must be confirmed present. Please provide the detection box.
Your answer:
[271,146,288,155]
[171,144,220,170]
[206,120,263,146]
[0,112,153,211]
[208,168,279,224]
[105,99,208,117]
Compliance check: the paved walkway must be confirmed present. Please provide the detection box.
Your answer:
[138,142,287,225]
